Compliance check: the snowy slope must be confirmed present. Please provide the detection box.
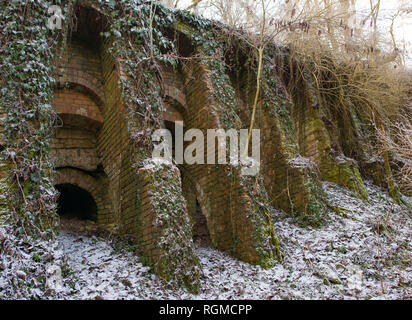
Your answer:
[53,181,411,300]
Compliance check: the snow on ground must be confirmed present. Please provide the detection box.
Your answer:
[56,181,411,300]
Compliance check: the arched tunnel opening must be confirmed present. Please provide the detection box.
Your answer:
[192,199,211,246]
[56,184,97,222]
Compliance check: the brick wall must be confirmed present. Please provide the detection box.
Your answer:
[280,62,369,200]
[160,61,278,265]
[55,168,112,224]
[51,37,114,224]
[96,37,200,287]
[51,88,102,172]
[231,65,326,216]
[51,127,99,172]
[55,39,105,107]
[96,36,130,228]
[53,89,103,129]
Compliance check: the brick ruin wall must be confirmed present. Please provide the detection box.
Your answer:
[0,30,373,281]
[1,4,408,289]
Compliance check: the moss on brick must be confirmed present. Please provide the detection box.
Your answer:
[240,175,283,266]
[320,155,368,200]
[0,162,10,223]
[138,160,201,293]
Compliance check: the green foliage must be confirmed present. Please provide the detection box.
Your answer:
[150,163,201,293]
[1,0,382,294]
[261,45,300,156]
[86,0,203,291]
[0,0,59,235]
[240,175,283,264]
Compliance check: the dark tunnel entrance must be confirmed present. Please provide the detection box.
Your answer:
[56,184,97,222]
[192,199,211,246]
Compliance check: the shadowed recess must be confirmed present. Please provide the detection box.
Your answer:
[56,183,97,221]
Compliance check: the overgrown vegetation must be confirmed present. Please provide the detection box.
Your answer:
[150,161,200,292]
[167,0,412,202]
[0,0,59,235]
[0,0,61,299]
[0,0,410,298]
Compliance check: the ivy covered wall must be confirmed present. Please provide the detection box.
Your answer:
[1,0,399,293]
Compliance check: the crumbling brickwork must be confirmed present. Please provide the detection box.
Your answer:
[229,59,327,217]
[273,56,369,200]
[44,3,366,288]
[55,168,112,223]
[1,1,406,292]
[165,60,279,265]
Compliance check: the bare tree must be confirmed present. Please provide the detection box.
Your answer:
[180,0,411,200]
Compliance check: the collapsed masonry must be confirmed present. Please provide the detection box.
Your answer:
[0,1,407,291]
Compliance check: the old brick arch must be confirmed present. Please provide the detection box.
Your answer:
[44,1,372,289]
[55,183,98,221]
[51,5,114,225]
[55,168,112,223]
[53,89,103,132]
[51,87,112,223]
[55,73,105,109]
